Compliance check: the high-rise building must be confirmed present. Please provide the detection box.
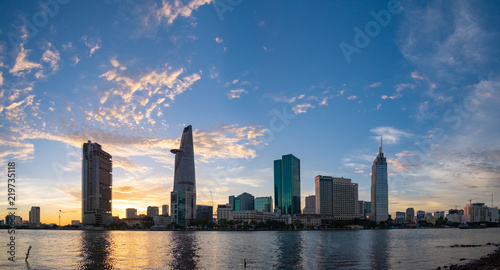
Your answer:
[395,211,406,224]
[126,208,137,218]
[162,205,169,216]
[229,192,254,211]
[406,208,415,224]
[255,197,273,212]
[370,138,388,223]
[29,206,40,225]
[363,202,371,219]
[332,177,358,220]
[170,125,196,226]
[82,141,113,226]
[147,206,159,217]
[274,154,301,215]
[303,195,316,214]
[315,175,333,220]
[196,205,214,222]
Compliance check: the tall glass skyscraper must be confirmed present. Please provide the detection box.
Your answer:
[370,138,388,223]
[170,125,196,226]
[82,141,113,226]
[274,154,301,215]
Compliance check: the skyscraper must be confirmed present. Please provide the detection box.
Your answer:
[229,192,254,211]
[170,125,196,226]
[303,195,316,214]
[274,154,301,215]
[315,175,333,220]
[162,204,169,216]
[82,141,113,226]
[316,176,358,220]
[370,138,388,223]
[29,206,40,225]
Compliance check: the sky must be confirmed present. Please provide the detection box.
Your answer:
[0,0,499,225]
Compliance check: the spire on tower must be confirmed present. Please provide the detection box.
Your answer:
[379,137,383,153]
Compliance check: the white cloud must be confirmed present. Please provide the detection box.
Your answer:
[9,43,42,76]
[0,71,3,86]
[411,71,424,80]
[156,0,214,25]
[347,95,357,100]
[215,37,223,43]
[292,103,315,114]
[82,35,101,57]
[209,65,219,79]
[370,126,412,144]
[226,89,247,99]
[41,46,61,72]
[370,82,382,88]
[71,56,80,65]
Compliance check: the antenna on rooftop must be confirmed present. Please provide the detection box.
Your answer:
[379,137,383,153]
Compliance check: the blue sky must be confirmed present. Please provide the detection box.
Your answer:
[1,0,499,224]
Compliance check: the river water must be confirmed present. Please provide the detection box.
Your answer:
[1,228,499,269]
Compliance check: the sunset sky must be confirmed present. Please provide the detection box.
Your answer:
[1,0,499,225]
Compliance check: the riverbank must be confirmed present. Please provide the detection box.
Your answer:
[438,244,500,270]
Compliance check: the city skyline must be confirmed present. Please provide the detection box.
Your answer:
[1,1,500,225]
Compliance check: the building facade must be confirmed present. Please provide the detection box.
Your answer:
[315,175,333,220]
[29,206,40,225]
[255,197,273,212]
[370,138,388,223]
[332,177,358,220]
[170,125,196,226]
[126,208,137,219]
[147,206,159,217]
[162,205,169,216]
[229,192,255,211]
[82,141,113,226]
[196,205,214,222]
[406,208,415,224]
[274,154,301,215]
[303,195,316,215]
[217,204,233,223]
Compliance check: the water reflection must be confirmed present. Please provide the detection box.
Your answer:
[78,231,114,270]
[275,232,303,269]
[370,230,389,269]
[170,232,199,270]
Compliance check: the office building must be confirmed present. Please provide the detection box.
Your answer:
[29,206,40,225]
[332,177,358,220]
[395,211,406,224]
[406,208,415,224]
[370,138,388,223]
[217,204,233,223]
[170,125,196,226]
[162,205,169,216]
[71,220,81,226]
[5,215,23,226]
[147,206,159,217]
[363,202,371,218]
[416,210,425,220]
[315,175,333,220]
[126,208,137,218]
[303,195,316,215]
[82,141,113,226]
[274,154,301,215]
[196,205,214,222]
[255,196,273,212]
[464,203,490,223]
[229,192,254,211]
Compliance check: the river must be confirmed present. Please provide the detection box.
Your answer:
[1,228,499,269]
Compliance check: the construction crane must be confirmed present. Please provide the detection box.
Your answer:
[468,198,477,205]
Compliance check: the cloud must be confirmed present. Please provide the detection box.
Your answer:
[411,71,424,80]
[82,35,101,57]
[0,71,3,86]
[209,65,219,79]
[370,126,412,144]
[370,82,382,88]
[9,43,42,76]
[156,0,214,25]
[377,103,381,110]
[347,95,357,100]
[226,88,247,99]
[71,56,80,65]
[215,37,223,43]
[292,103,315,114]
[41,45,61,72]
[382,83,415,100]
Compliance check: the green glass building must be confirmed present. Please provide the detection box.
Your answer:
[274,154,301,215]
